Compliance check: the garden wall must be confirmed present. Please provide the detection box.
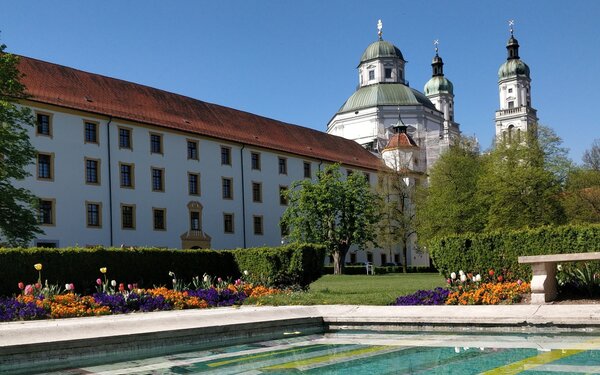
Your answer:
[0,244,325,296]
[429,224,600,280]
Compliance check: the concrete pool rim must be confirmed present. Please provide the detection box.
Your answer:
[1,304,600,374]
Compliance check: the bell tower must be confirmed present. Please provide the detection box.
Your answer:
[495,20,537,142]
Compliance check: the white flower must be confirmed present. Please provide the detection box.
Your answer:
[243,270,249,276]
[475,274,482,282]
[111,280,117,287]
[459,270,465,276]
[460,274,467,282]
[65,283,71,290]
[450,272,457,280]
[557,264,563,271]
[203,274,209,283]
[168,271,175,277]
[172,279,177,284]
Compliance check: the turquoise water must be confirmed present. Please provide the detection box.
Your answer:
[51,331,600,374]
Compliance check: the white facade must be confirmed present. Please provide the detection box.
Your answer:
[495,32,537,140]
[15,102,376,250]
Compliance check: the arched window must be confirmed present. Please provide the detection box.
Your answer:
[508,125,515,142]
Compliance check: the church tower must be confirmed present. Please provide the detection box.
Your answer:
[424,41,458,142]
[495,21,537,142]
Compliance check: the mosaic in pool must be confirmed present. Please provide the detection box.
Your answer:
[51,331,600,374]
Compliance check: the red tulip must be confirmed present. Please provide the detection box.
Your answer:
[489,270,495,277]
[119,283,125,292]
[497,275,504,282]
[18,282,24,290]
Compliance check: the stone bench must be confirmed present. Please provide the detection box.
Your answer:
[518,252,600,304]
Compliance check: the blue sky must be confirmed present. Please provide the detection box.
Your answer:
[2,1,598,163]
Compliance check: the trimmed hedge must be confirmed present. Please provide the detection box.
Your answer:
[323,265,435,275]
[0,244,325,296]
[429,224,600,280]
[232,243,326,287]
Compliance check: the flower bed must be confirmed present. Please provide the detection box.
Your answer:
[0,264,281,322]
[393,269,530,306]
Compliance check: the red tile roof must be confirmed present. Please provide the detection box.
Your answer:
[383,132,418,150]
[17,55,382,171]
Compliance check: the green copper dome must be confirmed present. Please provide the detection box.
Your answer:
[498,59,530,81]
[424,76,454,96]
[337,83,436,114]
[360,40,404,64]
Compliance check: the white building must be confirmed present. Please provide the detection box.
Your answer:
[12,55,382,250]
[495,27,537,140]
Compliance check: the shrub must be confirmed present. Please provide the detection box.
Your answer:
[230,243,326,287]
[0,244,325,296]
[429,224,600,280]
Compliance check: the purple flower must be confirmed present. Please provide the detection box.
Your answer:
[393,288,450,306]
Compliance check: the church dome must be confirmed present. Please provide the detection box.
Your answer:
[337,83,436,114]
[498,59,530,80]
[360,40,404,64]
[424,76,454,96]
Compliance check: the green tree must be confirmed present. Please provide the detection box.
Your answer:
[0,41,41,246]
[478,125,566,230]
[562,139,600,223]
[375,159,417,273]
[281,164,379,275]
[415,136,485,244]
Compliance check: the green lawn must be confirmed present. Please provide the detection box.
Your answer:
[249,273,446,306]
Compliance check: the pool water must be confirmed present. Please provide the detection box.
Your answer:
[50,331,600,374]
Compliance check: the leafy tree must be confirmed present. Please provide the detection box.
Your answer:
[562,140,600,223]
[415,136,485,244]
[375,155,417,273]
[583,138,600,171]
[0,41,41,246]
[281,164,379,275]
[478,124,566,230]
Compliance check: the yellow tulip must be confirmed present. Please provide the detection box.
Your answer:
[34,263,42,271]
[100,267,107,274]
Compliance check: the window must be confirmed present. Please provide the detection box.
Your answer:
[85,158,100,184]
[278,157,287,174]
[350,253,357,264]
[37,153,53,180]
[253,216,263,235]
[188,173,200,195]
[368,70,375,80]
[39,199,55,225]
[86,202,101,228]
[119,163,134,188]
[121,204,136,229]
[153,208,166,230]
[347,169,353,177]
[150,133,163,154]
[303,162,311,179]
[190,211,200,231]
[508,101,515,109]
[366,252,373,263]
[187,140,199,160]
[251,152,261,170]
[381,253,387,265]
[385,68,392,79]
[221,146,231,165]
[252,182,262,202]
[84,121,98,144]
[36,113,51,136]
[508,88,513,93]
[363,172,370,184]
[279,186,288,205]
[394,254,400,263]
[223,213,234,233]
[280,219,289,237]
[118,127,132,149]
[222,177,233,199]
[151,168,164,192]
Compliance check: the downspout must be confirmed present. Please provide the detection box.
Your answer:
[240,144,247,248]
[106,116,114,247]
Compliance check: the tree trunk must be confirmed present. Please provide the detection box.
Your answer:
[401,241,408,273]
[332,245,350,275]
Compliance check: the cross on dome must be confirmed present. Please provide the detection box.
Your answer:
[434,39,439,55]
[377,19,383,40]
[508,19,515,36]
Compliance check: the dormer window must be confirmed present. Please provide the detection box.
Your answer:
[384,68,392,79]
[368,70,375,81]
[508,101,514,109]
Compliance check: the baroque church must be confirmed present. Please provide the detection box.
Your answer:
[326,21,537,266]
